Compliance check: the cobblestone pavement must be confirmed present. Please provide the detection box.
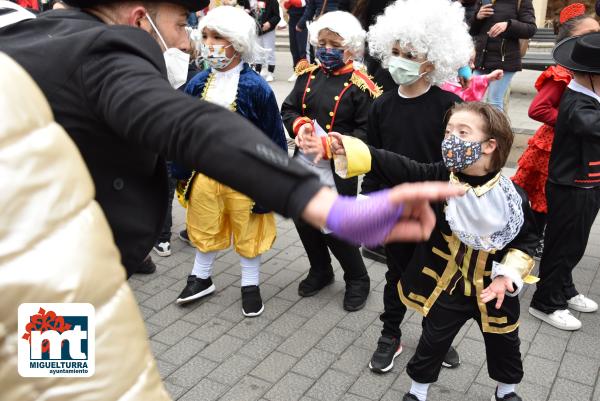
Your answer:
[129,52,600,401]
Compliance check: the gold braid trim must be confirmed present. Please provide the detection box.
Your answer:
[294,62,319,76]
[350,69,382,98]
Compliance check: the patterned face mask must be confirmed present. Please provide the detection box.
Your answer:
[200,43,235,70]
[316,47,346,73]
[441,134,483,172]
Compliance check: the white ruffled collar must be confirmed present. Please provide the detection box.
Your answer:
[445,173,524,251]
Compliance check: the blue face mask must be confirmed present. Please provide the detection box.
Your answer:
[316,47,346,73]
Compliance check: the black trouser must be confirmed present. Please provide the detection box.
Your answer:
[294,219,368,282]
[531,183,600,313]
[158,174,177,243]
[407,291,523,384]
[531,210,547,238]
[380,243,416,338]
[288,12,308,66]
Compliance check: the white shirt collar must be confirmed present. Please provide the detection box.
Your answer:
[397,84,432,99]
[568,79,600,104]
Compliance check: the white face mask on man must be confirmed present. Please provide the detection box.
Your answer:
[146,13,190,89]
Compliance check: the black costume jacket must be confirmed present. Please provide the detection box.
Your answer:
[281,62,381,195]
[0,9,322,274]
[549,88,600,188]
[351,146,538,333]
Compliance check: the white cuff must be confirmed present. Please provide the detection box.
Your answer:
[491,261,523,297]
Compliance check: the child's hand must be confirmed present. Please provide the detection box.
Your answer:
[328,132,346,156]
[486,69,504,81]
[303,134,326,163]
[481,275,514,309]
[294,123,313,149]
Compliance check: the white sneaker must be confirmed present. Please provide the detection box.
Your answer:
[152,241,171,257]
[567,294,598,313]
[287,73,297,82]
[265,73,274,82]
[259,68,267,77]
[529,307,582,331]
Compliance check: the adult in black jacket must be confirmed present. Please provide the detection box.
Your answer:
[296,0,338,31]
[0,0,458,277]
[470,0,536,111]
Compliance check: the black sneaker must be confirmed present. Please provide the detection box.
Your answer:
[402,393,419,401]
[153,241,171,257]
[369,335,403,373]
[343,276,370,311]
[179,229,192,246]
[241,285,264,317]
[441,345,460,368]
[361,246,387,264]
[492,391,522,401]
[135,256,157,274]
[298,271,334,297]
[176,275,215,304]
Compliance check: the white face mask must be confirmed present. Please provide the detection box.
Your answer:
[146,14,190,89]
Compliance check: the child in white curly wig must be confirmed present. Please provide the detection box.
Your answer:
[358,0,473,378]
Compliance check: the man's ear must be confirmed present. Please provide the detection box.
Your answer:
[422,60,435,74]
[130,6,149,29]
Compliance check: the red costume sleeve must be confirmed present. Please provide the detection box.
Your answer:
[527,78,568,127]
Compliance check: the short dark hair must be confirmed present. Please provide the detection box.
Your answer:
[448,102,514,172]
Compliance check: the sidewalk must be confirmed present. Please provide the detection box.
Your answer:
[128,51,600,401]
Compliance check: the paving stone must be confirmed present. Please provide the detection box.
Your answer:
[133,289,152,304]
[276,280,303,302]
[260,297,294,321]
[347,370,396,400]
[288,296,332,318]
[522,354,560,387]
[331,345,372,376]
[159,336,206,366]
[306,369,354,401]
[149,339,169,358]
[278,329,324,358]
[548,377,593,401]
[316,327,361,355]
[251,351,298,383]
[144,322,163,337]
[339,394,371,401]
[181,300,228,325]
[264,268,303,289]
[138,305,156,320]
[200,334,245,363]
[266,312,307,338]
[264,372,314,401]
[163,381,187,400]
[152,319,198,346]
[527,332,568,362]
[213,272,240,289]
[147,303,190,327]
[260,283,281,302]
[261,257,290,275]
[568,331,600,359]
[558,351,600,386]
[285,256,311,273]
[209,285,243,308]
[143,288,181,311]
[292,348,337,379]
[239,331,285,361]
[466,382,496,400]
[436,361,480,393]
[219,376,271,401]
[337,309,379,333]
[455,337,487,367]
[351,324,381,351]
[302,308,345,335]
[218,300,247,324]
[156,359,178,378]
[208,354,259,385]
[189,317,236,343]
[381,388,406,401]
[276,246,308,262]
[178,378,228,401]
[166,355,218,388]
[228,316,272,340]
[138,274,178,295]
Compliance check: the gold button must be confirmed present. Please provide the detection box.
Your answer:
[344,82,349,87]
[306,88,311,92]
[329,111,334,117]
[326,124,331,130]
[334,96,339,101]
[311,75,316,79]
[302,104,307,109]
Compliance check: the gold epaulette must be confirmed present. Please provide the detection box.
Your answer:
[294,61,319,76]
[175,171,197,209]
[350,68,382,98]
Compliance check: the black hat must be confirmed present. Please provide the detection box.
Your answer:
[553,32,600,74]
[63,0,209,12]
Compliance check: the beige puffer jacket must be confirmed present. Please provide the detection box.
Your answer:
[0,53,171,401]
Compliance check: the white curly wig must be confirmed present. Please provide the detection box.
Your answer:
[368,0,473,86]
[308,11,366,58]
[198,6,260,62]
